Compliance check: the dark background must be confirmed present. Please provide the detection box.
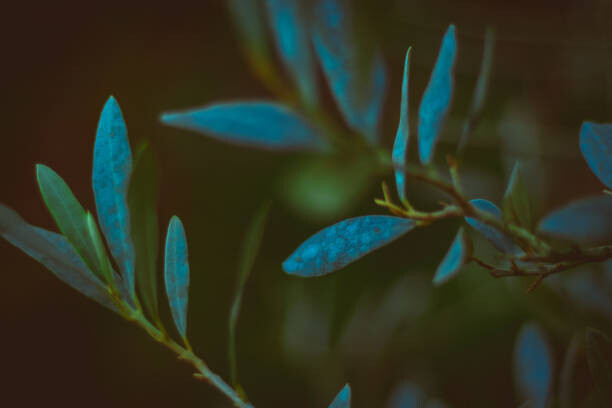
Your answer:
[1,1,611,407]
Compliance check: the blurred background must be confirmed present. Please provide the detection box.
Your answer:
[1,0,611,406]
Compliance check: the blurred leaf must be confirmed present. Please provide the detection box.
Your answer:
[513,323,553,408]
[537,195,612,244]
[312,0,387,143]
[503,163,532,231]
[85,212,113,285]
[0,203,117,312]
[36,164,104,279]
[465,198,521,254]
[283,215,415,277]
[227,0,271,63]
[161,102,329,152]
[329,383,351,408]
[128,144,160,323]
[559,334,584,408]
[392,48,412,203]
[387,381,425,408]
[418,25,457,164]
[459,28,495,152]
[265,0,318,107]
[92,96,136,298]
[433,227,470,286]
[579,122,612,189]
[229,202,270,386]
[585,327,612,406]
[164,216,190,341]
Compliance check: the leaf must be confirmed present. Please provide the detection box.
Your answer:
[229,202,271,387]
[432,227,470,286]
[392,48,412,203]
[85,212,113,285]
[329,383,351,408]
[387,382,425,408]
[227,0,270,62]
[92,96,136,297]
[312,0,387,143]
[283,215,415,277]
[585,327,612,406]
[559,334,585,408]
[513,323,553,408]
[265,0,318,106]
[537,195,612,244]
[579,121,612,189]
[465,199,521,254]
[128,144,160,322]
[160,102,329,152]
[459,28,495,152]
[0,203,117,312]
[418,24,457,164]
[164,216,190,340]
[36,164,104,280]
[502,162,532,230]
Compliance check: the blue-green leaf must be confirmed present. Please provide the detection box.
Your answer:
[465,198,521,254]
[164,216,190,340]
[387,382,424,408]
[312,0,387,143]
[514,323,552,408]
[392,48,412,203]
[538,195,612,244]
[585,327,612,406]
[160,102,329,152]
[227,0,270,62]
[265,0,318,107]
[432,227,470,286]
[579,121,612,189]
[283,215,415,277]
[502,162,532,230]
[329,383,351,408]
[36,164,105,280]
[0,203,116,312]
[128,144,160,322]
[92,96,135,297]
[418,24,457,164]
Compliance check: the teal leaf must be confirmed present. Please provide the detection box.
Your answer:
[128,144,160,322]
[538,195,612,244]
[36,164,105,280]
[164,216,190,340]
[265,0,318,106]
[329,383,351,408]
[585,328,612,406]
[392,48,412,203]
[502,163,532,230]
[514,323,553,408]
[0,203,117,312]
[160,102,329,152]
[85,212,114,286]
[92,96,135,297]
[579,121,612,189]
[465,199,521,254]
[312,0,387,143]
[283,215,415,277]
[418,24,457,164]
[432,227,470,286]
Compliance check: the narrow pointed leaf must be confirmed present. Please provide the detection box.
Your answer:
[538,195,612,244]
[514,323,553,408]
[418,24,457,164]
[329,383,351,408]
[579,121,612,189]
[164,216,190,340]
[85,212,113,285]
[36,164,104,279]
[128,144,160,322]
[433,227,470,286]
[465,198,521,254]
[227,0,270,62]
[265,0,318,106]
[392,48,412,202]
[312,0,387,143]
[459,28,494,152]
[585,328,612,406]
[160,102,329,152]
[283,215,415,277]
[0,203,117,312]
[503,163,532,230]
[92,96,135,297]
